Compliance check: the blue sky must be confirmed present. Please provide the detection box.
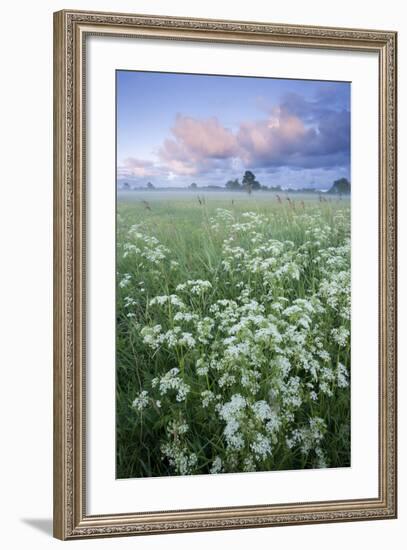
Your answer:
[117,70,350,190]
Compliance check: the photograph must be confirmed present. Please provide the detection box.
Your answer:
[115,70,351,479]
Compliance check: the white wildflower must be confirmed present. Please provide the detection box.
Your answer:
[119,273,131,288]
[250,433,272,460]
[251,400,273,422]
[201,390,215,408]
[176,279,212,295]
[178,332,196,349]
[132,390,149,411]
[337,362,349,388]
[210,456,223,474]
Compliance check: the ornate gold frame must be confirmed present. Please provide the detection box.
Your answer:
[53,9,397,540]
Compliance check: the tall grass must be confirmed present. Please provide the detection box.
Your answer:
[116,192,350,478]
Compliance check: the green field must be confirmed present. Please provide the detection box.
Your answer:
[116,190,351,478]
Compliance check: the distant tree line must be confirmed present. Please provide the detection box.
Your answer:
[224,172,350,195]
[120,173,350,194]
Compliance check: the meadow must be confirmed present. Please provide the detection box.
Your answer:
[116,190,351,478]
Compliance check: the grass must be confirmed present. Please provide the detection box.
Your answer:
[116,191,351,478]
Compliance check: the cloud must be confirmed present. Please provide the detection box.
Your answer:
[236,96,350,170]
[158,114,239,175]
[118,157,157,178]
[237,107,310,164]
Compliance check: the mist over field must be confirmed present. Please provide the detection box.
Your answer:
[117,190,336,202]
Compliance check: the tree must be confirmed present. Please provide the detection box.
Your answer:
[242,170,260,194]
[189,182,198,190]
[327,178,350,195]
[225,178,242,191]
[147,182,155,190]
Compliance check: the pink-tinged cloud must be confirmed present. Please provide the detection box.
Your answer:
[237,107,313,164]
[158,114,239,175]
[119,157,157,178]
[171,115,238,158]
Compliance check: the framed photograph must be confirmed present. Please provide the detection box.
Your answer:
[53,9,397,540]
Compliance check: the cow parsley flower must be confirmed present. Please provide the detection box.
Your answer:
[132,390,149,411]
[155,368,190,402]
[337,362,349,388]
[250,433,272,460]
[176,279,212,295]
[210,456,223,474]
[119,273,131,288]
[178,332,196,349]
[251,400,273,422]
[149,295,185,308]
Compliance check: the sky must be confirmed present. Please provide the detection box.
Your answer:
[116,70,350,190]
